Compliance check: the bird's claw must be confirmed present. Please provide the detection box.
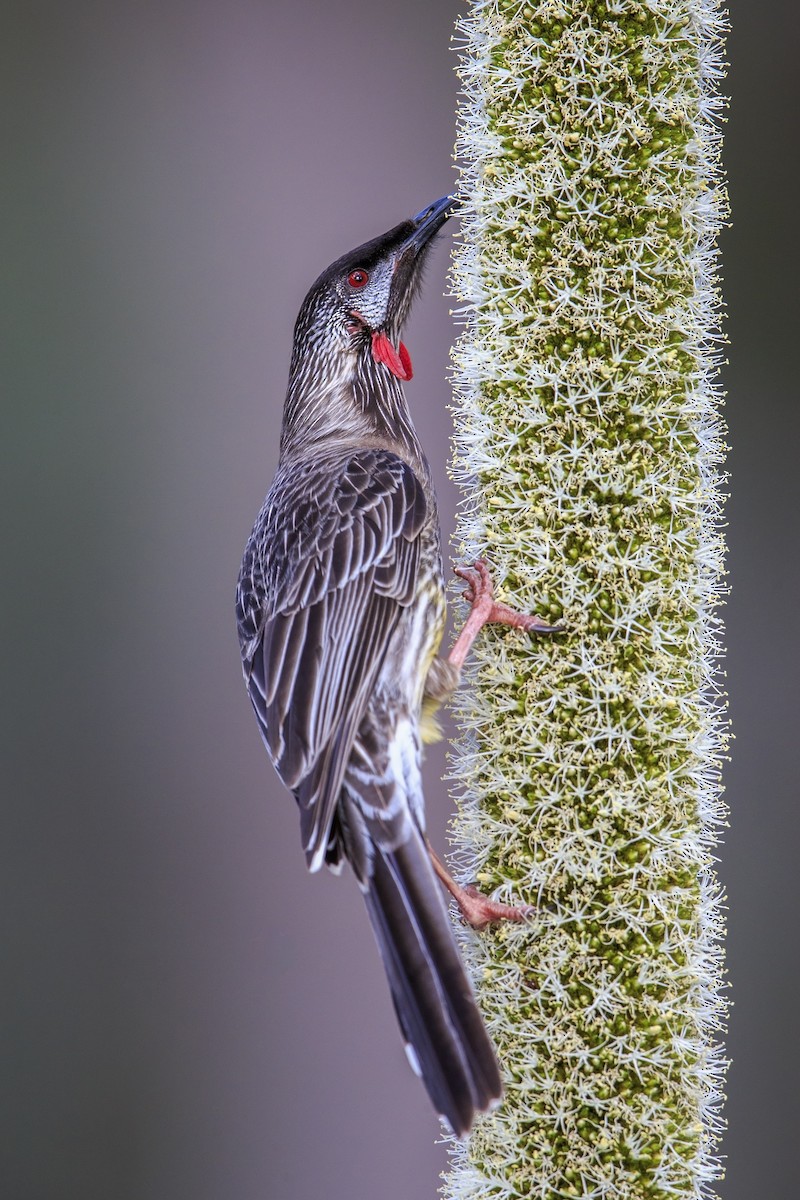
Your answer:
[453,558,565,637]
[457,884,536,931]
[427,842,535,931]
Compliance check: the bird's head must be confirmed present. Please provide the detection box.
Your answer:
[290,196,457,386]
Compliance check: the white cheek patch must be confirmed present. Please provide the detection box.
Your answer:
[345,259,394,329]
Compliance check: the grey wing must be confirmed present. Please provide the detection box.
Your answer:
[236,449,428,871]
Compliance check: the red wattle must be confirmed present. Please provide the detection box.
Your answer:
[371,330,413,381]
[398,341,413,380]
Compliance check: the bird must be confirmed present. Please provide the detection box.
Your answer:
[236,197,559,1135]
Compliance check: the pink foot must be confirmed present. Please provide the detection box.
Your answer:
[449,558,564,670]
[428,844,534,931]
[454,884,535,931]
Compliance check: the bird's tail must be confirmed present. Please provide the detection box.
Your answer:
[362,824,503,1136]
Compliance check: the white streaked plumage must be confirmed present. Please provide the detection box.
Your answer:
[236,199,503,1135]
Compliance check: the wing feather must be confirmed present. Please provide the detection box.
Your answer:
[237,448,428,868]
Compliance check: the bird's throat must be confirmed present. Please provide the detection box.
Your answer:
[371,331,413,381]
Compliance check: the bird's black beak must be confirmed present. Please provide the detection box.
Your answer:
[403,195,458,255]
[384,195,458,333]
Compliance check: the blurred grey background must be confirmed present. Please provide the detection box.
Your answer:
[2,1,797,1197]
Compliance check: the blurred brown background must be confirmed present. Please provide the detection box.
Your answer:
[2,1,797,1197]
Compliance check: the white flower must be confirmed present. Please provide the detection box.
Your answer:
[444,3,728,1198]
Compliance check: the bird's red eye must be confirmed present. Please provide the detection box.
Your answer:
[347,269,369,288]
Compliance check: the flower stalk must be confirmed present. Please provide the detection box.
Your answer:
[444,3,728,1198]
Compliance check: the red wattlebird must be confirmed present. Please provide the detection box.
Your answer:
[236,198,560,1135]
